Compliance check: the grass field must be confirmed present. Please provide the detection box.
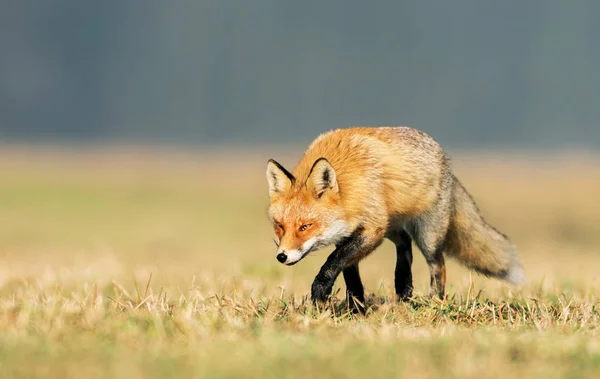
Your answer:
[1,146,599,378]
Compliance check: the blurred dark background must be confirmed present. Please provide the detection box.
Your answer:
[1,1,598,148]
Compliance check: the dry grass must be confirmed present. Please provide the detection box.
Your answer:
[0,146,599,379]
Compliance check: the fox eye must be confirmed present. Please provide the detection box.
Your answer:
[299,223,312,232]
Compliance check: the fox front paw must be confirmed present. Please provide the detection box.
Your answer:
[346,294,366,314]
[310,282,332,305]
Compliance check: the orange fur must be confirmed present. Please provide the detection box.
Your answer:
[284,127,443,224]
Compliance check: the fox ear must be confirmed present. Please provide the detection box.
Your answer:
[307,158,338,198]
[266,159,295,200]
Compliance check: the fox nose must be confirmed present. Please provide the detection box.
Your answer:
[276,253,287,263]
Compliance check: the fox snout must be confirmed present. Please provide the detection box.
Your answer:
[275,248,310,266]
[275,250,299,266]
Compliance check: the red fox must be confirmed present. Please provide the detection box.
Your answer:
[266,127,525,309]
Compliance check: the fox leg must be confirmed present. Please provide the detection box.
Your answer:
[408,215,450,300]
[410,231,447,300]
[412,237,446,300]
[311,226,384,307]
[342,263,365,312]
[387,230,413,301]
[424,249,446,299]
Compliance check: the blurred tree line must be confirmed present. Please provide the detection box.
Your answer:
[1,1,598,148]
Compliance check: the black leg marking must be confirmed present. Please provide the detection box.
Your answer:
[311,226,367,305]
[393,230,413,301]
[342,263,365,313]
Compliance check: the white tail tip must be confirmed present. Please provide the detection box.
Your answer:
[506,264,526,286]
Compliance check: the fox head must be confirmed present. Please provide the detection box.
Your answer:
[266,158,350,265]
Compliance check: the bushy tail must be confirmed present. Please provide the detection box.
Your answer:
[444,176,526,285]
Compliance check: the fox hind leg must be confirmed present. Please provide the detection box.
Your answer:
[387,229,413,301]
[425,249,446,299]
[408,211,450,300]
